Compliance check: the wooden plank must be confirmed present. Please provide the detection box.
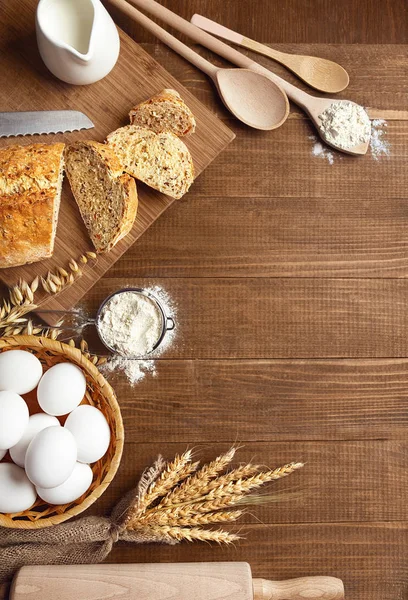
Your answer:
[86,277,408,358]
[106,523,408,600]
[109,0,408,44]
[102,359,408,442]
[90,441,408,524]
[190,120,407,200]
[108,196,408,278]
[0,1,234,318]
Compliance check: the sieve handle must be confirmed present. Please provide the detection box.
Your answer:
[166,317,175,331]
[35,310,96,329]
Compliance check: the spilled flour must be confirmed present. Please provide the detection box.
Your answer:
[100,356,157,385]
[369,119,390,160]
[310,136,335,164]
[310,118,391,164]
[99,285,177,385]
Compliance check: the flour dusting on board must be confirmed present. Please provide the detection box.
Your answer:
[99,285,177,385]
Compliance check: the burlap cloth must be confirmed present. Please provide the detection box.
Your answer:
[0,457,175,584]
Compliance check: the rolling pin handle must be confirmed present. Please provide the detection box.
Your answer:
[252,577,344,600]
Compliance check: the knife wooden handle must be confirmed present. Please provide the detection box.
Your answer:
[10,563,344,600]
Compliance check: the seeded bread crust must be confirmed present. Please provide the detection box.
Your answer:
[129,89,196,137]
[0,143,65,268]
[106,125,194,200]
[64,141,138,253]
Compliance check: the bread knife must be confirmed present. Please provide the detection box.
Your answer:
[0,110,94,137]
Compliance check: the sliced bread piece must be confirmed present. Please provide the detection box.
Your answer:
[0,142,64,268]
[64,141,138,253]
[106,126,194,200]
[129,89,196,137]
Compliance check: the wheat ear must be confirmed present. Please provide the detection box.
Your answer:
[152,462,304,514]
[134,451,199,517]
[166,462,262,505]
[40,252,96,295]
[159,447,236,508]
[193,463,304,502]
[148,510,243,527]
[147,525,240,544]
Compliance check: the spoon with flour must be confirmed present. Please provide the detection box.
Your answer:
[124,0,370,155]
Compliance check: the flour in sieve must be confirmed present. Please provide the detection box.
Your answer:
[97,291,163,357]
[318,101,371,150]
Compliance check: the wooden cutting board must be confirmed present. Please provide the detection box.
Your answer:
[0,0,234,324]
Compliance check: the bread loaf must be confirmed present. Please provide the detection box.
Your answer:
[106,126,194,199]
[0,143,65,268]
[129,89,196,137]
[64,141,138,253]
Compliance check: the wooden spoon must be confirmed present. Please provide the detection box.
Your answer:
[191,14,349,94]
[108,0,289,131]
[123,0,368,155]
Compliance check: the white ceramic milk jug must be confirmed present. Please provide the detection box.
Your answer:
[36,0,120,85]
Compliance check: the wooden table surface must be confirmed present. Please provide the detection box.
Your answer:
[2,1,408,599]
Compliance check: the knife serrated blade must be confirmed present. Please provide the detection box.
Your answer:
[0,111,94,138]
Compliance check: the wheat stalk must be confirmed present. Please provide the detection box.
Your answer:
[133,451,199,519]
[161,462,261,509]
[0,252,108,366]
[159,447,236,508]
[138,500,244,524]
[40,252,96,295]
[150,463,303,516]
[124,448,304,546]
[191,463,304,502]
[141,509,244,527]
[147,525,240,544]
[140,493,247,526]
[0,251,96,331]
[65,337,107,366]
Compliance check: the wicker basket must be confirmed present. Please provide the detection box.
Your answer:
[0,335,124,529]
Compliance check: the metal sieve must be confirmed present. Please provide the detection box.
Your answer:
[95,287,175,358]
[36,288,175,359]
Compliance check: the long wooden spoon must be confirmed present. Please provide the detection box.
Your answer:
[123,0,369,155]
[191,14,349,94]
[108,0,289,131]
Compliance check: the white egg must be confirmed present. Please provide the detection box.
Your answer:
[65,405,111,463]
[36,462,93,505]
[0,391,29,449]
[9,413,60,467]
[0,463,37,513]
[0,350,43,395]
[0,449,6,461]
[25,426,77,489]
[37,363,86,416]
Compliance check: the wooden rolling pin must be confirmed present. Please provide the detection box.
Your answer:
[10,562,344,600]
